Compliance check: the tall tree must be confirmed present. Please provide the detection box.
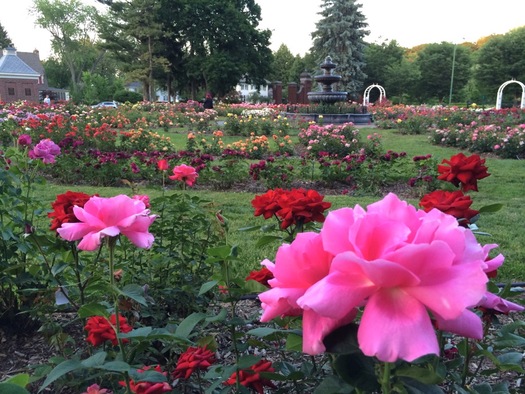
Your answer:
[269,44,295,85]
[362,40,405,102]
[0,23,12,49]
[32,0,106,101]
[101,0,272,100]
[414,42,472,103]
[310,0,369,96]
[474,27,525,106]
[98,0,169,101]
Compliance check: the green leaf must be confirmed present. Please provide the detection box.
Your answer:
[128,370,167,383]
[175,312,207,338]
[77,303,109,318]
[119,327,152,339]
[81,352,107,368]
[397,377,444,394]
[199,280,218,295]
[51,262,69,276]
[38,360,83,392]
[238,225,262,232]
[97,361,131,372]
[248,327,282,337]
[323,322,360,354]
[2,373,30,387]
[207,245,234,259]
[237,355,261,369]
[478,203,504,213]
[395,364,445,384]
[332,353,379,392]
[285,333,303,352]
[255,235,282,248]
[0,383,30,394]
[205,308,227,322]
[313,375,356,394]
[118,284,147,306]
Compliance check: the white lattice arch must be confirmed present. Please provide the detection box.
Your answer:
[363,84,386,106]
[496,79,525,110]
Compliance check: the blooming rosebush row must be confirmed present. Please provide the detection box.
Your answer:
[1,142,524,393]
[371,104,525,158]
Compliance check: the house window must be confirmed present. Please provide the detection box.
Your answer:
[25,88,32,96]
[8,88,15,96]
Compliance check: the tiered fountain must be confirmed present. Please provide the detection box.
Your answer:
[292,56,372,125]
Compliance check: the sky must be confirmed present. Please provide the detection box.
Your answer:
[2,0,525,60]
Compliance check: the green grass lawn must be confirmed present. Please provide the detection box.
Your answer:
[40,126,525,282]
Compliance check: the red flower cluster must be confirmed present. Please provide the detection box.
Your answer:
[251,188,331,230]
[419,190,479,226]
[84,314,132,347]
[225,360,276,394]
[246,267,274,288]
[120,365,172,394]
[437,153,490,192]
[48,191,95,231]
[172,345,215,379]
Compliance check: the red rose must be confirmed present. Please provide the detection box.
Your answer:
[419,190,479,226]
[251,188,331,230]
[275,188,332,229]
[49,191,95,231]
[225,360,276,394]
[172,346,215,379]
[246,267,274,288]
[120,365,171,394]
[84,314,132,347]
[437,153,490,192]
[157,159,169,171]
[251,188,284,219]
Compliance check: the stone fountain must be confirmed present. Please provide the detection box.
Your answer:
[288,56,372,125]
[307,56,348,104]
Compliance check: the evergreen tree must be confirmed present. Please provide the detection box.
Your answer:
[310,0,369,96]
[0,23,12,49]
[269,44,295,85]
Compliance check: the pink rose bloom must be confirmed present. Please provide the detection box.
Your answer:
[259,232,357,354]
[29,138,61,163]
[57,194,157,251]
[18,134,32,146]
[81,384,112,394]
[260,193,489,362]
[133,194,150,208]
[169,164,198,186]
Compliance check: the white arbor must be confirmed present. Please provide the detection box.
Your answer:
[496,79,525,110]
[363,84,386,106]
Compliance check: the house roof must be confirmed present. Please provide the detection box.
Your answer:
[0,46,40,78]
[18,50,49,89]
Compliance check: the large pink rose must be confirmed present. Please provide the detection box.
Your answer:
[260,193,490,362]
[259,232,356,354]
[28,138,61,164]
[169,164,198,186]
[57,194,157,251]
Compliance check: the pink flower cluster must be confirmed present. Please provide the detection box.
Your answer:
[259,193,516,362]
[57,194,157,251]
[28,138,61,164]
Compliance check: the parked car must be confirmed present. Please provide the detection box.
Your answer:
[91,101,119,109]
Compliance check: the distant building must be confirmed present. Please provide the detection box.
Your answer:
[0,46,68,103]
[125,81,171,102]
[0,45,40,103]
[235,78,271,102]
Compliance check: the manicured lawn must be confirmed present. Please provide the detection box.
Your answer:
[39,126,525,282]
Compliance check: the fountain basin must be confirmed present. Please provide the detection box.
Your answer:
[283,112,373,125]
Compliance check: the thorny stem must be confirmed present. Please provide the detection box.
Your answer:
[108,236,132,394]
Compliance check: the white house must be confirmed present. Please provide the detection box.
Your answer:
[235,78,271,101]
